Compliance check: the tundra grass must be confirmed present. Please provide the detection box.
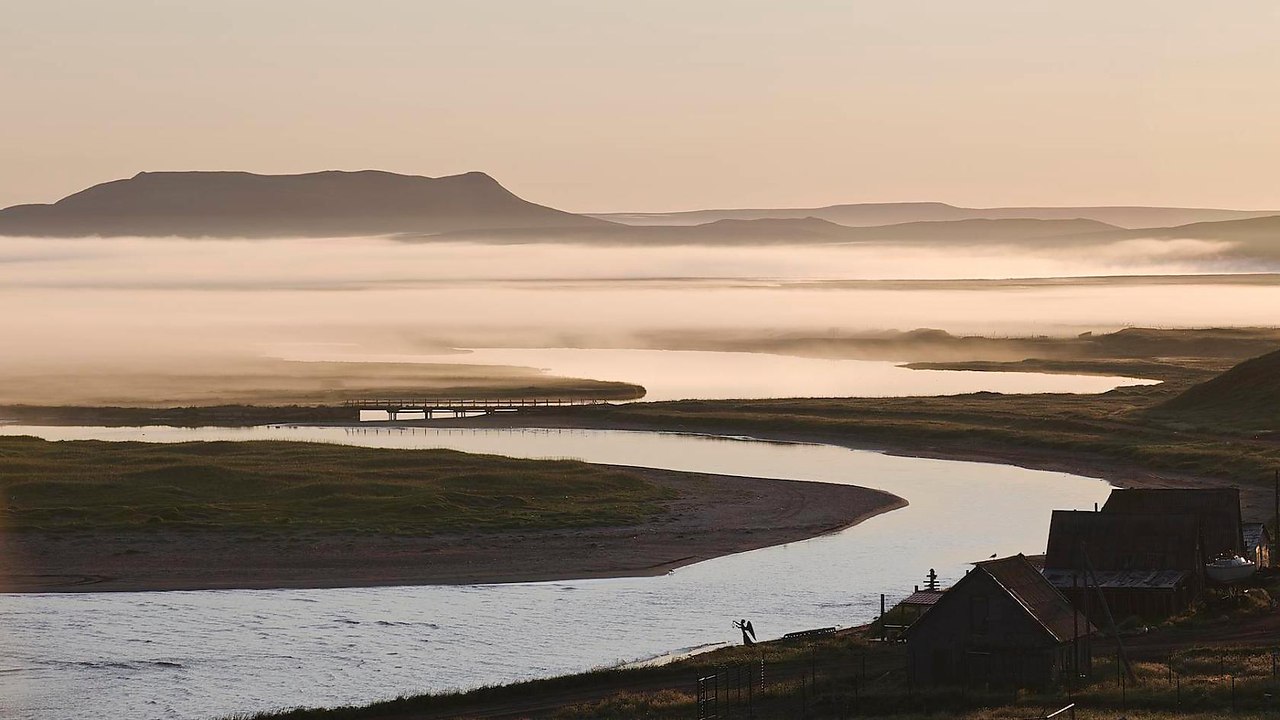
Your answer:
[234,631,1280,719]
[0,436,673,534]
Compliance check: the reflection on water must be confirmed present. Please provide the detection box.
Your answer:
[0,425,1111,720]
[285,346,1155,401]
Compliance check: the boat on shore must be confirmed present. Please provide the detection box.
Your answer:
[1205,553,1256,584]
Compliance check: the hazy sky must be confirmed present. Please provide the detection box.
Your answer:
[3,1,1279,212]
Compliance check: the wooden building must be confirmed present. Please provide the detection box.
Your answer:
[906,555,1093,688]
[1042,510,1203,620]
[1243,522,1272,570]
[1101,488,1243,558]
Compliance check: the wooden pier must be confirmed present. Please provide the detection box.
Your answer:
[343,398,611,420]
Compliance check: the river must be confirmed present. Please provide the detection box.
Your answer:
[0,424,1112,720]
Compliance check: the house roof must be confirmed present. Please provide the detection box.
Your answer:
[1102,488,1242,556]
[902,590,945,606]
[908,554,1094,644]
[1044,510,1203,572]
[977,555,1095,644]
[1042,568,1190,591]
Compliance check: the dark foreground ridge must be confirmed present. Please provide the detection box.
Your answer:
[0,169,608,237]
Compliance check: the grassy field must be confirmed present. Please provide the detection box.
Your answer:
[590,390,1280,491]
[0,436,673,534]
[238,623,1280,719]
[0,357,644,408]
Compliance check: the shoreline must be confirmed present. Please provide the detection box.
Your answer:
[388,411,1272,515]
[5,395,1268,594]
[0,463,905,594]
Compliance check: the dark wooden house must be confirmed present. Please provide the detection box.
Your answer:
[1101,488,1244,558]
[906,555,1094,688]
[1042,510,1203,619]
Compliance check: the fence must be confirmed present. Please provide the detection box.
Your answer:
[691,643,1280,718]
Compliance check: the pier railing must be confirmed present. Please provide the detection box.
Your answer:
[342,398,612,411]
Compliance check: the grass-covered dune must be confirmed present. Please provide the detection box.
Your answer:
[1150,348,1280,433]
[0,436,671,534]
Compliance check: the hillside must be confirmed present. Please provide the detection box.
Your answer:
[1138,215,1280,260]
[592,203,1279,229]
[434,216,1119,245]
[1151,348,1280,431]
[0,170,608,237]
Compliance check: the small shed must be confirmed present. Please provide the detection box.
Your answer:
[1243,523,1272,569]
[906,554,1094,688]
[897,589,945,625]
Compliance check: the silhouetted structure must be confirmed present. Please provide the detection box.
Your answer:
[1102,488,1244,558]
[1042,510,1202,620]
[906,554,1093,688]
[1043,488,1251,621]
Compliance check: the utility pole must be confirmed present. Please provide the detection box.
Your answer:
[1082,544,1135,684]
[1272,469,1278,565]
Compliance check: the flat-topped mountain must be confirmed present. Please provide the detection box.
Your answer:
[0,170,608,237]
[592,203,1279,230]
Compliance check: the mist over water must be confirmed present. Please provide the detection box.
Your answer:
[1,235,1277,375]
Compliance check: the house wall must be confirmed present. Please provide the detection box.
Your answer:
[1059,582,1193,623]
[908,572,1077,688]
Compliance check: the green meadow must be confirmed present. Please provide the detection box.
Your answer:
[0,436,673,534]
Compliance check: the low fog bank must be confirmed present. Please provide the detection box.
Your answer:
[0,235,1269,289]
[2,235,1278,404]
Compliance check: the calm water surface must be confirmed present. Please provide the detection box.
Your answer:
[0,425,1112,720]
[284,347,1155,401]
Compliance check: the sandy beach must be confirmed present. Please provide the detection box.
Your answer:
[1,464,904,593]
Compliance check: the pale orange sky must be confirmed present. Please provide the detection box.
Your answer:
[3,1,1279,212]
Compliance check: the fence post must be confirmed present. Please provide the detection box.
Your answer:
[810,644,817,687]
[1231,674,1236,713]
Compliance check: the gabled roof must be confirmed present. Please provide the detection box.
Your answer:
[1045,510,1203,572]
[979,555,1095,644]
[1102,488,1242,556]
[908,554,1094,644]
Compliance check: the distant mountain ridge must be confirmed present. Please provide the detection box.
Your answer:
[3,172,1277,256]
[0,170,608,237]
[591,203,1280,230]
[433,216,1123,246]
